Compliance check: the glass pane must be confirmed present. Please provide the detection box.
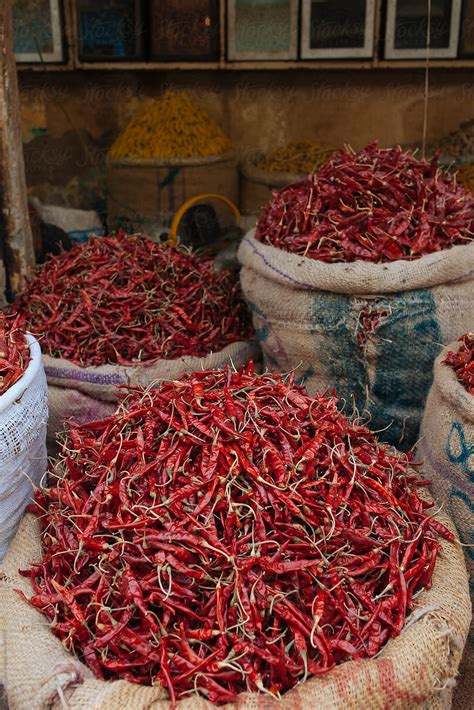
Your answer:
[13,0,55,54]
[394,0,452,50]
[78,0,143,60]
[309,0,367,50]
[235,0,292,54]
[150,1,219,60]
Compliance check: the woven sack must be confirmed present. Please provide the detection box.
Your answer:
[0,336,48,559]
[0,496,470,710]
[44,340,259,445]
[418,340,474,709]
[107,151,238,233]
[238,231,474,451]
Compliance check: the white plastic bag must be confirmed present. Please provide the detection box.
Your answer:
[30,197,103,244]
[0,335,48,559]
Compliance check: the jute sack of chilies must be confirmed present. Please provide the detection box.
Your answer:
[45,340,259,445]
[238,231,474,451]
[418,341,474,710]
[0,501,470,710]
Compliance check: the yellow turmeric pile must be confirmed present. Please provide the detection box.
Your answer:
[256,141,336,174]
[457,162,474,193]
[108,90,233,160]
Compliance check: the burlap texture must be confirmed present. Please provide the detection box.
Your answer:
[418,340,474,709]
[0,499,470,710]
[107,151,239,232]
[238,232,474,450]
[43,340,258,445]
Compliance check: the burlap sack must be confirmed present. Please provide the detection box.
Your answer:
[107,151,238,233]
[0,496,470,710]
[418,340,474,710]
[238,231,474,451]
[44,340,259,446]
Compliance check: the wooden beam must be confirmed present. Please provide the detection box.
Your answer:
[0,0,35,298]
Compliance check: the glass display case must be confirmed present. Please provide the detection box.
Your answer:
[13,0,63,63]
[384,0,461,59]
[150,1,219,61]
[300,0,375,59]
[77,0,144,62]
[227,0,298,61]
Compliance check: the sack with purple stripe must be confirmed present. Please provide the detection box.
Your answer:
[44,341,258,445]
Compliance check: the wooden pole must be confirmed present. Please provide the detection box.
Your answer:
[0,0,35,299]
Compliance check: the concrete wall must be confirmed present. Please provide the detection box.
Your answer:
[17,68,474,212]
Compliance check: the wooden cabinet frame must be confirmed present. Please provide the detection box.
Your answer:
[300,0,376,59]
[384,0,462,59]
[12,1,474,73]
[227,0,298,61]
[14,0,64,63]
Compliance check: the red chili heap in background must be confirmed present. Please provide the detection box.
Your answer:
[0,314,30,396]
[444,333,474,394]
[23,365,453,705]
[11,231,252,367]
[256,143,474,262]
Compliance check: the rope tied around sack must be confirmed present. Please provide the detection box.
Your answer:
[40,661,85,710]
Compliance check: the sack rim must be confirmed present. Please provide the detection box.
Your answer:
[0,335,42,413]
[238,230,474,295]
[107,150,237,168]
[42,340,259,402]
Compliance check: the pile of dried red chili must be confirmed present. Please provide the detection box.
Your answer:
[444,333,474,394]
[0,314,30,397]
[256,143,474,262]
[22,364,453,705]
[11,231,252,367]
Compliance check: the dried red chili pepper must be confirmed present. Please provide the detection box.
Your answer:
[10,231,252,367]
[0,314,30,396]
[444,333,474,394]
[22,364,453,706]
[256,143,474,263]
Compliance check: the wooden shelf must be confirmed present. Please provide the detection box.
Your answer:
[17,62,74,71]
[77,59,374,71]
[75,61,221,71]
[222,60,374,70]
[14,0,474,74]
[376,59,474,69]
[17,58,474,72]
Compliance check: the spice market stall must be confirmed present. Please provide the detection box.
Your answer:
[0,1,473,708]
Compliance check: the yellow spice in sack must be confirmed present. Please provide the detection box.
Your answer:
[256,141,336,175]
[109,90,233,160]
[457,163,474,193]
